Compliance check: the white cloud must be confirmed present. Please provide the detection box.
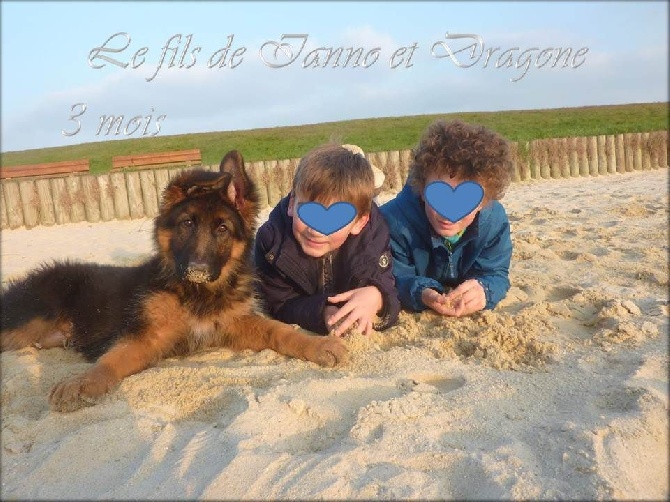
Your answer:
[1,26,667,153]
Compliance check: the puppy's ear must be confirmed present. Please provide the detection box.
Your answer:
[219,150,256,209]
[219,150,260,224]
[219,150,244,173]
[161,184,187,212]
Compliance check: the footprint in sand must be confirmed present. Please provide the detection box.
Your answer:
[516,285,581,305]
[595,387,645,413]
[546,286,583,303]
[644,202,666,212]
[517,284,546,302]
[398,375,466,394]
[558,251,581,261]
[589,247,610,257]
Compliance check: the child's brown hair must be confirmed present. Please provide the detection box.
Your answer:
[292,144,375,216]
[409,120,513,204]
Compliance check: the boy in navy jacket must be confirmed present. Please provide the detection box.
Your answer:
[255,144,400,336]
[380,120,513,317]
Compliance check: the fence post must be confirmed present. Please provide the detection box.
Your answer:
[633,133,643,171]
[387,150,403,190]
[556,138,570,178]
[288,158,300,194]
[97,174,116,222]
[548,138,561,178]
[623,134,634,172]
[35,178,56,226]
[3,181,24,228]
[654,131,668,168]
[248,161,269,208]
[519,141,532,181]
[568,137,580,177]
[539,140,551,179]
[80,175,101,223]
[641,132,652,170]
[615,134,626,174]
[577,136,589,176]
[375,150,390,187]
[110,172,131,219]
[125,171,145,219]
[399,149,412,184]
[154,168,171,208]
[18,180,40,229]
[605,135,616,174]
[3,181,23,229]
[50,177,71,225]
[529,140,540,179]
[276,159,291,200]
[264,160,282,207]
[66,175,86,223]
[508,142,520,182]
[597,135,608,175]
[588,136,599,176]
[139,170,159,217]
[0,185,9,230]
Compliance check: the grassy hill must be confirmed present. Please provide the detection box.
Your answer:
[1,102,667,173]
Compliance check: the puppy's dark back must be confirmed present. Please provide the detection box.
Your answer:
[1,259,160,359]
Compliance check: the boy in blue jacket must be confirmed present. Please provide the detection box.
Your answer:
[380,120,513,317]
[255,144,400,337]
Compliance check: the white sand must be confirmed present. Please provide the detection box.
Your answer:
[1,169,668,500]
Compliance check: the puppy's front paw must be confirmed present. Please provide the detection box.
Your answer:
[49,369,116,412]
[308,335,348,367]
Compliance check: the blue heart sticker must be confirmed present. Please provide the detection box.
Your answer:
[297,201,357,236]
[424,181,484,223]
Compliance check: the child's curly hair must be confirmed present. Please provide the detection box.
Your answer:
[409,120,513,204]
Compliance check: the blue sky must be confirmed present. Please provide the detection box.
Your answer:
[1,1,667,152]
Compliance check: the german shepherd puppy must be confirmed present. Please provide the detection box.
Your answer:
[0,151,347,412]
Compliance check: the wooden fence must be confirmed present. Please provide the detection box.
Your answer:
[1,131,667,230]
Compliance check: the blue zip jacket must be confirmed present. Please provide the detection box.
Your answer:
[380,183,512,312]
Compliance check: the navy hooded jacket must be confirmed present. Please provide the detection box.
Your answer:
[254,195,401,334]
[380,183,512,312]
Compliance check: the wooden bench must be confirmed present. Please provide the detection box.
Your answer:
[112,149,202,170]
[0,159,90,180]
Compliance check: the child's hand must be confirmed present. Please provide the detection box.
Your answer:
[421,288,460,316]
[326,286,383,337]
[444,279,486,316]
[422,280,486,317]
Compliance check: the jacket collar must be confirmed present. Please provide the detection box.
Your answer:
[396,182,491,251]
[429,215,480,251]
[265,196,319,293]
[265,195,386,294]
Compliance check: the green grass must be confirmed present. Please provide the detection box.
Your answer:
[2,102,668,173]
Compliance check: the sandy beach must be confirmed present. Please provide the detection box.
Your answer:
[1,169,668,500]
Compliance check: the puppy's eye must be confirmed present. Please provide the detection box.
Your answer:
[217,223,228,234]
[181,218,194,228]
